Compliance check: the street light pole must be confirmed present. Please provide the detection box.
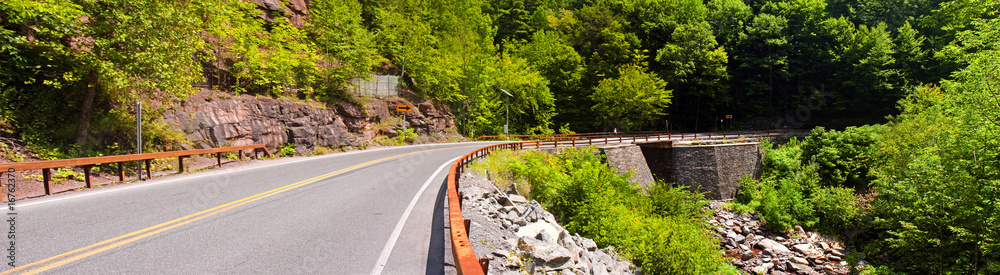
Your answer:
[498,88,513,140]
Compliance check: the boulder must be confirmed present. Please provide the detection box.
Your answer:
[517,222,560,241]
[756,239,792,254]
[792,243,825,259]
[752,262,774,274]
[517,237,573,268]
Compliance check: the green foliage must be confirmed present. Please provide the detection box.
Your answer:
[801,125,888,189]
[477,147,734,274]
[809,186,860,232]
[308,0,381,101]
[590,64,672,130]
[735,131,871,233]
[279,143,296,157]
[396,128,417,143]
[868,20,1000,275]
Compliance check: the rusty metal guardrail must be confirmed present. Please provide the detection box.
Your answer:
[449,129,808,273]
[474,130,674,141]
[515,129,809,149]
[447,142,523,275]
[0,144,271,195]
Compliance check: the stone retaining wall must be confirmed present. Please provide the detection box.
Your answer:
[639,141,761,199]
[598,144,654,189]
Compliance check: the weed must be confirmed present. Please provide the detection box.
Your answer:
[279,143,296,157]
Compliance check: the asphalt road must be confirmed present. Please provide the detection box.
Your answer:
[3,142,496,274]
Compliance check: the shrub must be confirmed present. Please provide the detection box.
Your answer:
[279,143,296,157]
[809,186,859,234]
[801,125,888,190]
[396,128,418,143]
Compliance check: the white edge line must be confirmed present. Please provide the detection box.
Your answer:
[371,156,460,275]
[18,143,486,208]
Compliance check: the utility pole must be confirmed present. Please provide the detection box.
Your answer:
[498,88,513,140]
[136,101,143,180]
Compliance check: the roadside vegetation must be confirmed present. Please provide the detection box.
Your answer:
[470,148,736,274]
[733,45,999,272]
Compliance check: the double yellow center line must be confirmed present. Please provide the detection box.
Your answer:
[3,146,469,274]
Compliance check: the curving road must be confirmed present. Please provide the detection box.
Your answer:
[3,142,497,274]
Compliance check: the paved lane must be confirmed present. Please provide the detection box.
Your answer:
[4,142,496,274]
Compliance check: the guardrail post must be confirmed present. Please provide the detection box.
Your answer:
[178,156,186,173]
[479,258,490,273]
[42,168,51,195]
[144,159,152,179]
[216,153,222,167]
[117,162,125,182]
[464,219,471,235]
[83,165,93,188]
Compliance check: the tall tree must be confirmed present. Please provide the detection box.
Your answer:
[590,64,672,130]
[656,22,729,131]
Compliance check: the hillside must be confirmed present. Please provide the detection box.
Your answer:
[3,0,996,157]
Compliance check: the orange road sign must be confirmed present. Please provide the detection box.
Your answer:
[726,115,733,119]
[397,104,413,112]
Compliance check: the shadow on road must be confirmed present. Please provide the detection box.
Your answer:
[426,178,450,274]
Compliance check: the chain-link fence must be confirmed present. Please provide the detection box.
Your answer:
[350,75,400,98]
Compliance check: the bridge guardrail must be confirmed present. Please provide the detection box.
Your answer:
[0,144,271,195]
[449,129,808,274]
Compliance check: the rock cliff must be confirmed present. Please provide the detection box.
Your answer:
[161,90,456,154]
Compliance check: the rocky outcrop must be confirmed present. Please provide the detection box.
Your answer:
[709,202,867,274]
[460,173,637,275]
[250,0,309,27]
[161,90,454,154]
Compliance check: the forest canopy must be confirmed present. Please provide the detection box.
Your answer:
[0,0,996,146]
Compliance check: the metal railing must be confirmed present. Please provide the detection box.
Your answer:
[515,129,809,149]
[447,142,522,275]
[0,144,271,195]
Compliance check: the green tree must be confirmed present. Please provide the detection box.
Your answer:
[590,64,672,130]
[308,0,381,101]
[656,21,729,131]
[869,18,999,273]
[732,13,790,114]
[509,30,585,130]
[1,0,203,149]
[707,0,753,49]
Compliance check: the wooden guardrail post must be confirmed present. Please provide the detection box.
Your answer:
[144,159,152,179]
[117,162,125,182]
[178,156,186,173]
[82,165,93,188]
[42,168,51,195]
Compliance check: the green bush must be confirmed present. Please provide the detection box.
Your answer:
[801,125,888,190]
[809,186,860,233]
[734,132,862,233]
[279,143,296,157]
[396,128,418,143]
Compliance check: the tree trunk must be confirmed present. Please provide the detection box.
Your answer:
[694,93,702,132]
[75,71,98,147]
